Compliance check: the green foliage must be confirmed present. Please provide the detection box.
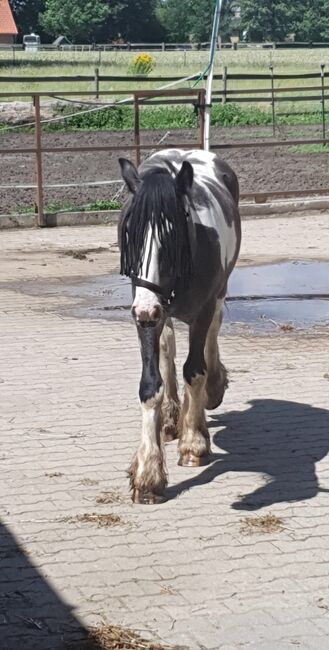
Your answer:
[10,0,329,45]
[157,0,191,41]
[211,103,272,126]
[49,105,133,131]
[289,143,329,153]
[14,199,122,214]
[83,199,122,211]
[100,0,164,42]
[240,0,329,43]
[240,0,299,42]
[47,102,275,133]
[41,0,109,42]
[10,0,45,36]
[45,102,326,134]
[157,0,240,43]
[294,1,329,42]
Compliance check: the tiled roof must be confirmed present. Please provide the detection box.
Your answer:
[0,0,18,35]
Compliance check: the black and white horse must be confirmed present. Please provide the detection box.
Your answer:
[119,149,241,503]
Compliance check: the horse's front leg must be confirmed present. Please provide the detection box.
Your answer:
[178,302,215,467]
[129,324,167,504]
[160,318,180,442]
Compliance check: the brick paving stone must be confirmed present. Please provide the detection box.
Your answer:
[0,213,328,649]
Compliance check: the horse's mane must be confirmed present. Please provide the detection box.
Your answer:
[120,167,193,280]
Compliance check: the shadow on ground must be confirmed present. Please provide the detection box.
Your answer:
[0,522,91,649]
[167,399,329,509]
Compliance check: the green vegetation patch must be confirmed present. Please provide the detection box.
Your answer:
[288,143,329,153]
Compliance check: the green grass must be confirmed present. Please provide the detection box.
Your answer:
[0,101,324,133]
[44,102,323,132]
[13,199,123,215]
[288,143,329,153]
[0,48,328,128]
[0,48,328,93]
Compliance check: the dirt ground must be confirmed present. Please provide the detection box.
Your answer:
[0,124,328,213]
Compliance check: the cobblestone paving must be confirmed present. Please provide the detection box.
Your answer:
[0,214,329,649]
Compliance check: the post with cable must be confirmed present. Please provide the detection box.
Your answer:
[204,0,222,151]
[134,93,141,167]
[33,95,46,227]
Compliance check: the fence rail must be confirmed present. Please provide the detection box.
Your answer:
[0,84,328,227]
[2,42,329,53]
[0,88,206,227]
[1,71,329,84]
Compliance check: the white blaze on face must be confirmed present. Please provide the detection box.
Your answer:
[132,223,162,322]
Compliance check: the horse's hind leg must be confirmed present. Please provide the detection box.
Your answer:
[178,302,214,467]
[204,298,228,410]
[160,318,180,442]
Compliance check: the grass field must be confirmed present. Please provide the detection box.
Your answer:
[1,48,329,91]
[0,48,328,128]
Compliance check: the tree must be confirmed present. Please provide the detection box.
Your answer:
[240,0,299,42]
[157,0,237,44]
[98,0,164,43]
[156,0,191,42]
[40,0,109,42]
[10,0,45,36]
[295,1,329,42]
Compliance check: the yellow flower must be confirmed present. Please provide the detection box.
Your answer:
[130,53,156,75]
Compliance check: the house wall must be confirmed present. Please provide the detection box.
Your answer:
[0,34,14,44]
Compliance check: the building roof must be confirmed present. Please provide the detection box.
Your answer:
[0,0,18,36]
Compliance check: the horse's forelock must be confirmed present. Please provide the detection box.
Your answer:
[120,167,192,281]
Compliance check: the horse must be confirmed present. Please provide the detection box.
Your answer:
[118,148,241,504]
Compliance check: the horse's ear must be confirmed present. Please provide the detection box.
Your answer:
[119,158,141,194]
[176,161,193,195]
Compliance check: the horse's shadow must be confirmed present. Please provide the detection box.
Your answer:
[166,399,329,509]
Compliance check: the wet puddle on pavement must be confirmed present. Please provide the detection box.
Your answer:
[67,261,329,332]
[226,261,329,331]
[4,261,329,333]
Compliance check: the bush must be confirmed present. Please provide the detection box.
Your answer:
[48,102,320,133]
[211,103,272,127]
[128,53,156,76]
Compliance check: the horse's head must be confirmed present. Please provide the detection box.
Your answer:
[119,158,193,325]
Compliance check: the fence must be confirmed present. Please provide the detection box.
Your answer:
[0,78,328,227]
[0,88,206,227]
[1,67,328,134]
[2,42,329,54]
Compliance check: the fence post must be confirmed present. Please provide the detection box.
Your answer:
[320,64,326,146]
[269,65,276,137]
[94,67,99,99]
[134,93,141,167]
[33,95,45,227]
[222,66,227,105]
[198,88,206,149]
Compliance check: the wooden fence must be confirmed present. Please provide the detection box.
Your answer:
[0,88,206,227]
[1,68,328,134]
[2,42,329,53]
[0,81,328,227]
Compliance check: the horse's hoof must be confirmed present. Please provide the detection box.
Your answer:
[132,489,165,505]
[205,396,224,410]
[178,453,211,467]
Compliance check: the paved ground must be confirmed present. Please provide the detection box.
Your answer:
[0,213,329,650]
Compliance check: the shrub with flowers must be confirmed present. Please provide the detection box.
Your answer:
[128,53,156,76]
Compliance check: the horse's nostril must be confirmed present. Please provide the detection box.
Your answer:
[151,305,161,321]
